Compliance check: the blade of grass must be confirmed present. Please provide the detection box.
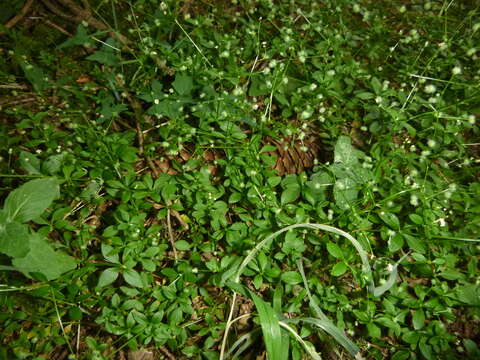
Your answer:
[234,223,398,296]
[297,259,361,358]
[249,290,288,360]
[226,328,260,359]
[279,321,322,360]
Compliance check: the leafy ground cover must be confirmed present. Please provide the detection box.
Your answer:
[0,0,479,359]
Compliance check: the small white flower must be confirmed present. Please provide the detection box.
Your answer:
[410,195,419,206]
[326,69,336,76]
[452,66,462,75]
[399,5,406,12]
[309,83,317,90]
[427,139,436,148]
[327,209,334,220]
[424,84,437,93]
[467,115,475,124]
[300,110,312,119]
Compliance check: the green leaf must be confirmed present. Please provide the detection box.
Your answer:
[249,290,287,360]
[379,212,400,230]
[367,322,381,338]
[267,176,282,187]
[42,153,67,175]
[228,192,242,204]
[97,268,120,287]
[0,219,31,258]
[281,185,300,205]
[356,92,375,100]
[455,284,480,306]
[123,269,144,288]
[404,233,426,254]
[280,271,302,284]
[12,233,76,280]
[172,74,193,95]
[388,233,404,253]
[419,338,432,360]
[161,183,177,202]
[101,243,119,264]
[19,151,41,175]
[333,177,358,210]
[412,309,425,330]
[331,262,348,276]
[174,240,191,251]
[334,136,358,166]
[326,242,343,259]
[408,213,424,225]
[4,178,60,223]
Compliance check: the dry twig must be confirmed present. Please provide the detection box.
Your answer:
[0,0,34,35]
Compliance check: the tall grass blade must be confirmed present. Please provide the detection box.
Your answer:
[297,259,361,358]
[249,290,288,360]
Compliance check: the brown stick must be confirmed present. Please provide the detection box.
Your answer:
[43,19,73,36]
[158,345,175,360]
[40,0,72,20]
[0,84,29,90]
[1,0,34,33]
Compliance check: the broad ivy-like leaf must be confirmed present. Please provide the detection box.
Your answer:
[0,218,31,258]
[19,151,41,175]
[334,136,358,166]
[12,233,76,280]
[172,74,193,95]
[334,177,358,210]
[42,153,67,175]
[4,178,60,223]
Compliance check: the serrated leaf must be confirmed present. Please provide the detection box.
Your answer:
[0,219,31,258]
[12,233,76,280]
[331,262,348,276]
[123,269,144,288]
[19,151,41,175]
[4,178,60,223]
[97,268,120,287]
